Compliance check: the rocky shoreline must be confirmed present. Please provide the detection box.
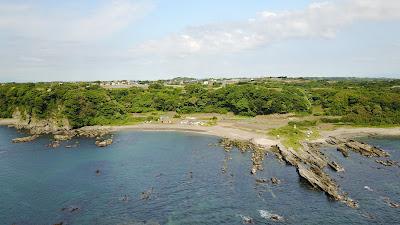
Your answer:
[7,118,113,148]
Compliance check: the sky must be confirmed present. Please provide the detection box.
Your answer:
[0,0,399,82]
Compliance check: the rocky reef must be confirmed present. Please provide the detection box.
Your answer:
[220,135,393,208]
[12,135,39,143]
[326,136,389,158]
[273,143,358,208]
[219,138,267,174]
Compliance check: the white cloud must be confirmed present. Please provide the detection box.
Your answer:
[133,0,400,56]
[0,0,152,42]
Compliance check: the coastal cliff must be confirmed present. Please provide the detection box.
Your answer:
[12,109,72,135]
[8,109,112,146]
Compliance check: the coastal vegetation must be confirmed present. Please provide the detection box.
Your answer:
[1,78,400,128]
[269,120,320,150]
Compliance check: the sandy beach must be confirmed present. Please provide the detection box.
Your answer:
[110,123,400,148]
[111,123,280,147]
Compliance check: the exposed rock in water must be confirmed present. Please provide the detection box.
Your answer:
[270,177,281,185]
[337,145,350,158]
[219,138,256,153]
[140,188,154,200]
[12,135,39,143]
[274,144,358,208]
[383,197,400,208]
[76,126,111,138]
[298,165,358,208]
[326,137,389,158]
[251,146,267,175]
[53,132,74,141]
[219,138,267,175]
[376,159,399,167]
[95,139,113,147]
[328,161,345,172]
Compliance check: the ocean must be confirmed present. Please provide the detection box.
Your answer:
[0,126,399,225]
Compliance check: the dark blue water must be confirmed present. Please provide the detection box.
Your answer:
[0,126,399,225]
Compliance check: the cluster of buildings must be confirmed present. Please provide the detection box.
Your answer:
[96,76,291,89]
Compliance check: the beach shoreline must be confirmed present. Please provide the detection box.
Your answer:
[96,123,400,147]
[2,118,400,148]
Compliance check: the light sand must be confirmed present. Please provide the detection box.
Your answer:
[111,123,280,147]
[319,127,400,139]
[0,118,17,125]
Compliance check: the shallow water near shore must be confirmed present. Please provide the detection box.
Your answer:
[0,126,399,225]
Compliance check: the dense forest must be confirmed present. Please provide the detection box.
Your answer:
[0,79,399,128]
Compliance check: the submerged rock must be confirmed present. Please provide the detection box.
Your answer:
[255,178,268,183]
[270,177,281,185]
[383,197,400,208]
[328,161,345,172]
[120,194,130,202]
[239,214,254,224]
[140,188,154,200]
[376,159,398,167]
[47,141,60,148]
[61,206,80,213]
[258,210,284,222]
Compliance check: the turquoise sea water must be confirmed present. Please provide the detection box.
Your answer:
[0,126,399,225]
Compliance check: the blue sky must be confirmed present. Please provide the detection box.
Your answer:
[0,0,399,82]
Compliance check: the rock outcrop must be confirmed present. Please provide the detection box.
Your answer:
[12,135,39,143]
[9,110,114,147]
[219,138,267,174]
[326,137,389,158]
[274,143,357,208]
[95,139,113,147]
[10,109,114,147]
[328,161,345,172]
[12,109,71,135]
